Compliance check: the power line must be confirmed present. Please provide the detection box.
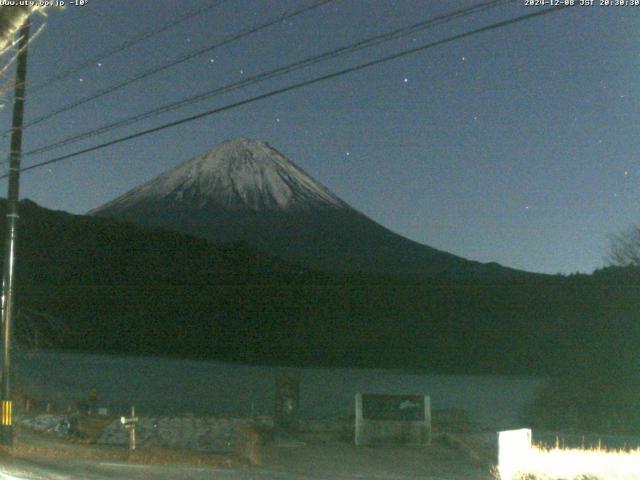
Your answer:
[24,0,514,158]
[29,0,226,95]
[13,0,334,133]
[2,5,573,180]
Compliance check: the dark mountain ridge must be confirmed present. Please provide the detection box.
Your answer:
[1,198,635,378]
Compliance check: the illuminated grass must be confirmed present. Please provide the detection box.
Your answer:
[498,444,640,480]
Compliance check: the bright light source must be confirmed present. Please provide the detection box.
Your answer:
[498,429,532,480]
[497,428,640,480]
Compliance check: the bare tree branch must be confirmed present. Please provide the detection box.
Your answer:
[607,226,640,266]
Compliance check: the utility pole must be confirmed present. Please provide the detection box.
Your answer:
[0,20,30,446]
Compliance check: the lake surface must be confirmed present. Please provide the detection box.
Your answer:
[14,350,545,430]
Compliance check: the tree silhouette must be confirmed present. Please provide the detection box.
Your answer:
[607,226,640,266]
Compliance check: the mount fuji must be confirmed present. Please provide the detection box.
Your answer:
[91,138,518,277]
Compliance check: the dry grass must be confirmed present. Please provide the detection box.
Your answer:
[234,423,262,466]
[1,427,244,468]
[497,444,640,480]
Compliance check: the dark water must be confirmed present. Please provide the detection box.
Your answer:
[15,350,544,430]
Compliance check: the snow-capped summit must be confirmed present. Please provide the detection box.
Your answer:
[92,138,518,277]
[94,138,347,214]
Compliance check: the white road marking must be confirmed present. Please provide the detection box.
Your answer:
[98,463,148,468]
[0,472,27,480]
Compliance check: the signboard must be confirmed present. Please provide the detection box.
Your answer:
[275,371,300,433]
[362,394,426,421]
[355,393,431,446]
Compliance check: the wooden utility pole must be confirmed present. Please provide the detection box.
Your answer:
[0,20,30,446]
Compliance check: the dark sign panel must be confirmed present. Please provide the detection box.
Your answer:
[361,394,425,421]
[275,371,300,432]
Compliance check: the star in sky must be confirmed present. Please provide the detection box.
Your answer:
[13,0,638,275]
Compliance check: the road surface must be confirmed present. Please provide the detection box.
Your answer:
[0,443,494,479]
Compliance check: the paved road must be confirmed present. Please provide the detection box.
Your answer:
[2,458,286,480]
[0,459,285,480]
[0,444,494,480]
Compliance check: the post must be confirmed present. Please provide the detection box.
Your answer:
[354,393,363,446]
[0,20,30,446]
[120,404,138,450]
[129,405,136,450]
[423,395,431,445]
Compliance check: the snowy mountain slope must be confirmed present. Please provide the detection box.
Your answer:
[91,138,521,277]
[94,138,347,214]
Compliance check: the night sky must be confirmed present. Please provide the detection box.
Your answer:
[0,0,638,275]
